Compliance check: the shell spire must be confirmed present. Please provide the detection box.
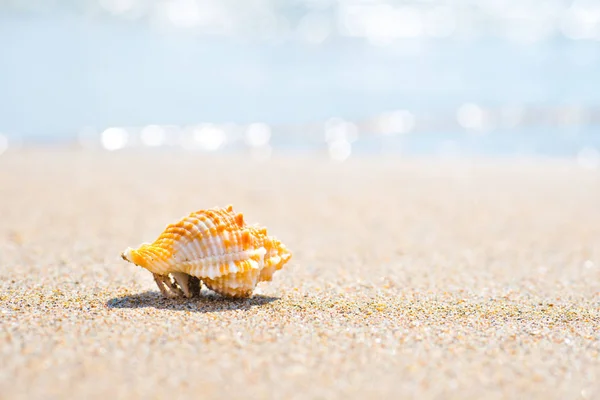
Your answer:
[121,206,292,298]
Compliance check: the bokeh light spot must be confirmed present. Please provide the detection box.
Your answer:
[245,123,271,147]
[193,124,226,151]
[457,103,487,131]
[325,118,358,144]
[140,125,166,147]
[328,139,351,162]
[379,110,416,135]
[164,0,202,28]
[101,127,129,151]
[577,147,600,169]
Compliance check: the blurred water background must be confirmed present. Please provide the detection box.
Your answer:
[1,0,600,164]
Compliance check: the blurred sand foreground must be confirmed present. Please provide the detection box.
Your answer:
[1,150,599,399]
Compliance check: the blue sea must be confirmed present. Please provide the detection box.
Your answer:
[1,1,600,158]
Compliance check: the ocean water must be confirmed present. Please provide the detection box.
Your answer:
[1,1,600,158]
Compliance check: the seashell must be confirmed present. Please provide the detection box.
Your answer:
[121,205,292,298]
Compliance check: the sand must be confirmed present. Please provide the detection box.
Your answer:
[1,149,599,399]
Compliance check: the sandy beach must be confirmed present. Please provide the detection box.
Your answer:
[1,149,599,399]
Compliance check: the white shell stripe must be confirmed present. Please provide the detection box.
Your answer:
[178,248,266,279]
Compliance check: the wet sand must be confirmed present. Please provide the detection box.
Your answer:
[1,150,599,399]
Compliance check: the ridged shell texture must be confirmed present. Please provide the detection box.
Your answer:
[121,206,292,298]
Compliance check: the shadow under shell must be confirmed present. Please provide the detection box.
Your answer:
[106,290,279,313]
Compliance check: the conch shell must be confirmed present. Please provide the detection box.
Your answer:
[121,206,292,298]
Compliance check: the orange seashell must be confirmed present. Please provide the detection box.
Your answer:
[121,206,292,298]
